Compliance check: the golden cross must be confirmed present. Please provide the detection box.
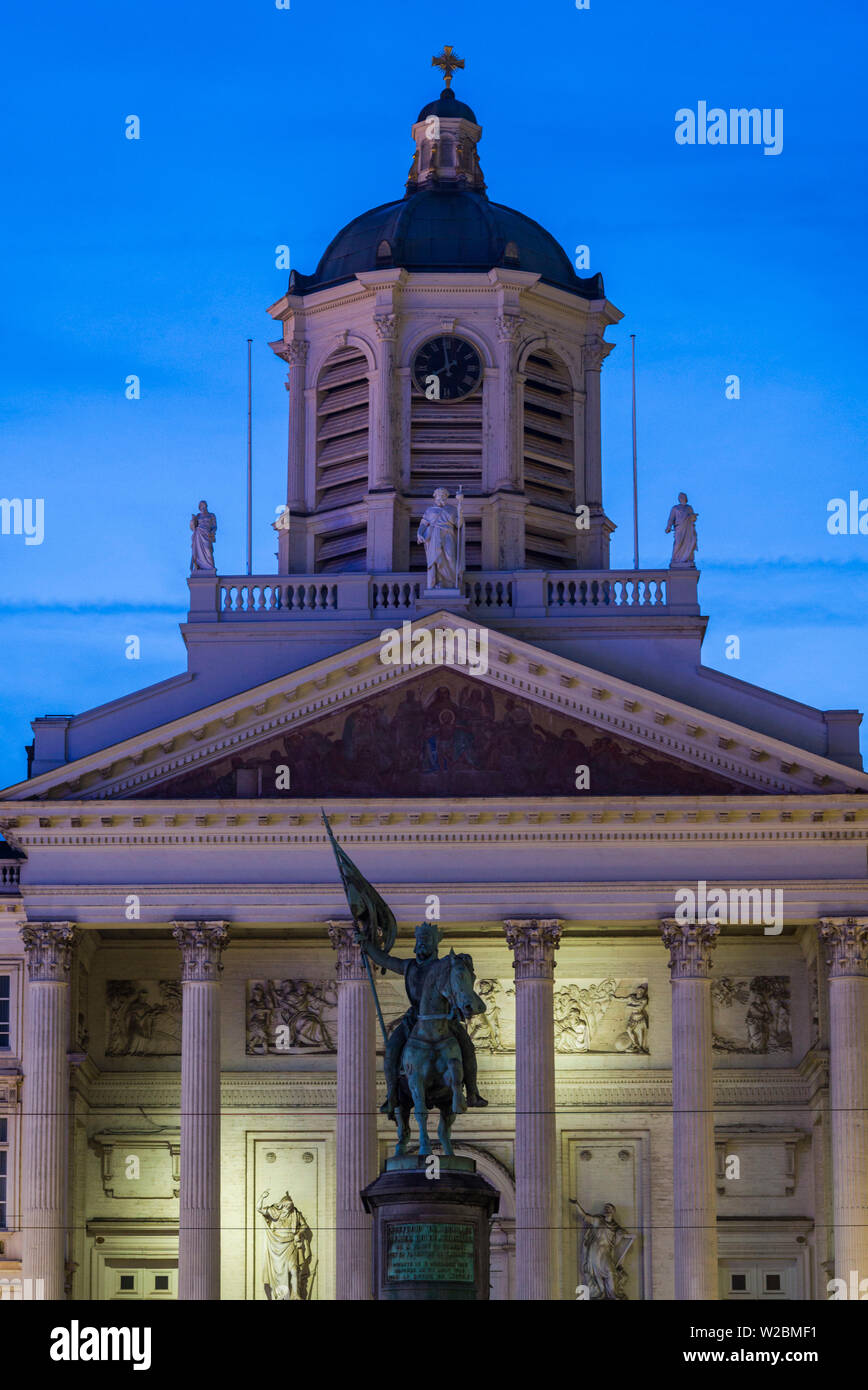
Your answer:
[431,45,464,88]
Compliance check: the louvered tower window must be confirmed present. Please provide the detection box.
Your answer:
[523,349,576,568]
[314,346,369,571]
[409,382,483,495]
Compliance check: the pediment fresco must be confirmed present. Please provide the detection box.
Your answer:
[136,669,753,798]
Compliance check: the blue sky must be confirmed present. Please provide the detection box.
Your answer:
[1,0,867,788]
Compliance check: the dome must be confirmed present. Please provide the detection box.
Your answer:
[288,187,604,300]
[416,87,478,124]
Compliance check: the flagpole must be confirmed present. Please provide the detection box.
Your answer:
[246,338,253,577]
[321,809,390,1047]
[631,333,639,571]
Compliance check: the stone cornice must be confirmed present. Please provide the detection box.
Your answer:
[3,795,868,848]
[3,612,866,802]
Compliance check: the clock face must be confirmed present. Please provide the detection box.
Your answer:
[412,336,482,401]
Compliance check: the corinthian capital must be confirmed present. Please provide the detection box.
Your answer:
[373,313,398,341]
[582,336,613,372]
[20,923,78,982]
[659,918,720,978]
[327,919,368,981]
[495,313,524,342]
[818,918,868,978]
[280,339,310,366]
[172,921,230,981]
[503,918,563,980]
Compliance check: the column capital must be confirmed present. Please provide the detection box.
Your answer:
[327,920,368,981]
[660,918,720,978]
[171,921,230,981]
[503,919,563,980]
[20,923,78,981]
[818,917,868,977]
[278,338,309,366]
[582,335,614,373]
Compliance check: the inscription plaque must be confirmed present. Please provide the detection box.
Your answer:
[386,1221,475,1283]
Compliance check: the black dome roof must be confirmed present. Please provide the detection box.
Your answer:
[416,87,478,124]
[288,187,604,300]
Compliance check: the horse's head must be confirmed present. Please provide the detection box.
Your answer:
[443,949,486,1022]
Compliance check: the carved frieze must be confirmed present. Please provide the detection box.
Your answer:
[246,980,338,1055]
[711,976,792,1054]
[105,981,182,1057]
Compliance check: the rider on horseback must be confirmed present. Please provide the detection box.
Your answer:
[354,921,489,1118]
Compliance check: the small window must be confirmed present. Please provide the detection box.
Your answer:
[765,1273,782,1292]
[0,976,10,1049]
[154,1275,169,1291]
[376,240,392,260]
[503,241,520,262]
[119,1274,135,1291]
[730,1273,748,1291]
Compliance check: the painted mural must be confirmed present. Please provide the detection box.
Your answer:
[140,670,750,799]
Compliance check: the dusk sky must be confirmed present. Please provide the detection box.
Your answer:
[2,0,867,788]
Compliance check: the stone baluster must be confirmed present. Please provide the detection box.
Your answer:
[660,917,720,1299]
[503,917,563,1300]
[817,918,868,1287]
[19,923,78,1300]
[172,921,230,1300]
[328,920,377,1299]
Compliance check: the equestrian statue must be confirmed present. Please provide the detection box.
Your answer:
[323,812,487,1157]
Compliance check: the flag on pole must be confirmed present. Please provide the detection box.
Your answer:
[321,810,397,961]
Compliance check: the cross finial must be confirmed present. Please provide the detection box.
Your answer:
[431,44,464,89]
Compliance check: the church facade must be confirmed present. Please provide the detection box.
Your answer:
[1,58,867,1303]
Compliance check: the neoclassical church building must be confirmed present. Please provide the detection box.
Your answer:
[1,54,867,1303]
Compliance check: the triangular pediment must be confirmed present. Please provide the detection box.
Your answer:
[4,613,867,801]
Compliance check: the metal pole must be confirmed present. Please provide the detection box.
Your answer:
[246,338,253,577]
[631,333,639,571]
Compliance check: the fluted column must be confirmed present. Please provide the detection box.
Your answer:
[328,920,377,1300]
[660,918,720,1300]
[172,921,229,1301]
[20,923,77,1299]
[818,918,868,1284]
[503,917,563,1300]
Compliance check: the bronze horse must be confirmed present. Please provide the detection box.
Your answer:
[393,949,486,1157]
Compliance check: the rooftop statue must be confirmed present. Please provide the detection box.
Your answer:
[665,492,698,567]
[417,487,465,591]
[190,499,217,571]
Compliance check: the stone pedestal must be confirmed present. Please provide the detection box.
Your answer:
[503,917,563,1300]
[172,921,229,1301]
[818,918,868,1284]
[416,588,470,617]
[361,1158,499,1301]
[660,917,720,1300]
[20,923,78,1300]
[328,920,377,1300]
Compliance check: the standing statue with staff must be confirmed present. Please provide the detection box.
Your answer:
[323,811,487,1157]
[417,486,465,591]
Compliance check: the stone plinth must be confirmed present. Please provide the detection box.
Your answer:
[361,1159,499,1301]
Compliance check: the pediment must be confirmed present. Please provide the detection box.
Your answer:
[5,613,867,801]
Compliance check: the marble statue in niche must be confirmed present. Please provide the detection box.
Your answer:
[246,979,338,1055]
[711,976,791,1054]
[571,1198,635,1300]
[257,1190,314,1300]
[466,979,512,1053]
[105,980,182,1056]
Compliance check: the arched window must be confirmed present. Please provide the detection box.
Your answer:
[314,346,370,571]
[523,349,577,568]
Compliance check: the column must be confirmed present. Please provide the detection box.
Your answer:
[503,917,563,1300]
[660,918,720,1300]
[491,312,524,492]
[20,923,78,1300]
[371,312,398,491]
[172,921,229,1301]
[278,338,309,572]
[582,336,613,568]
[328,920,377,1300]
[817,918,868,1285]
